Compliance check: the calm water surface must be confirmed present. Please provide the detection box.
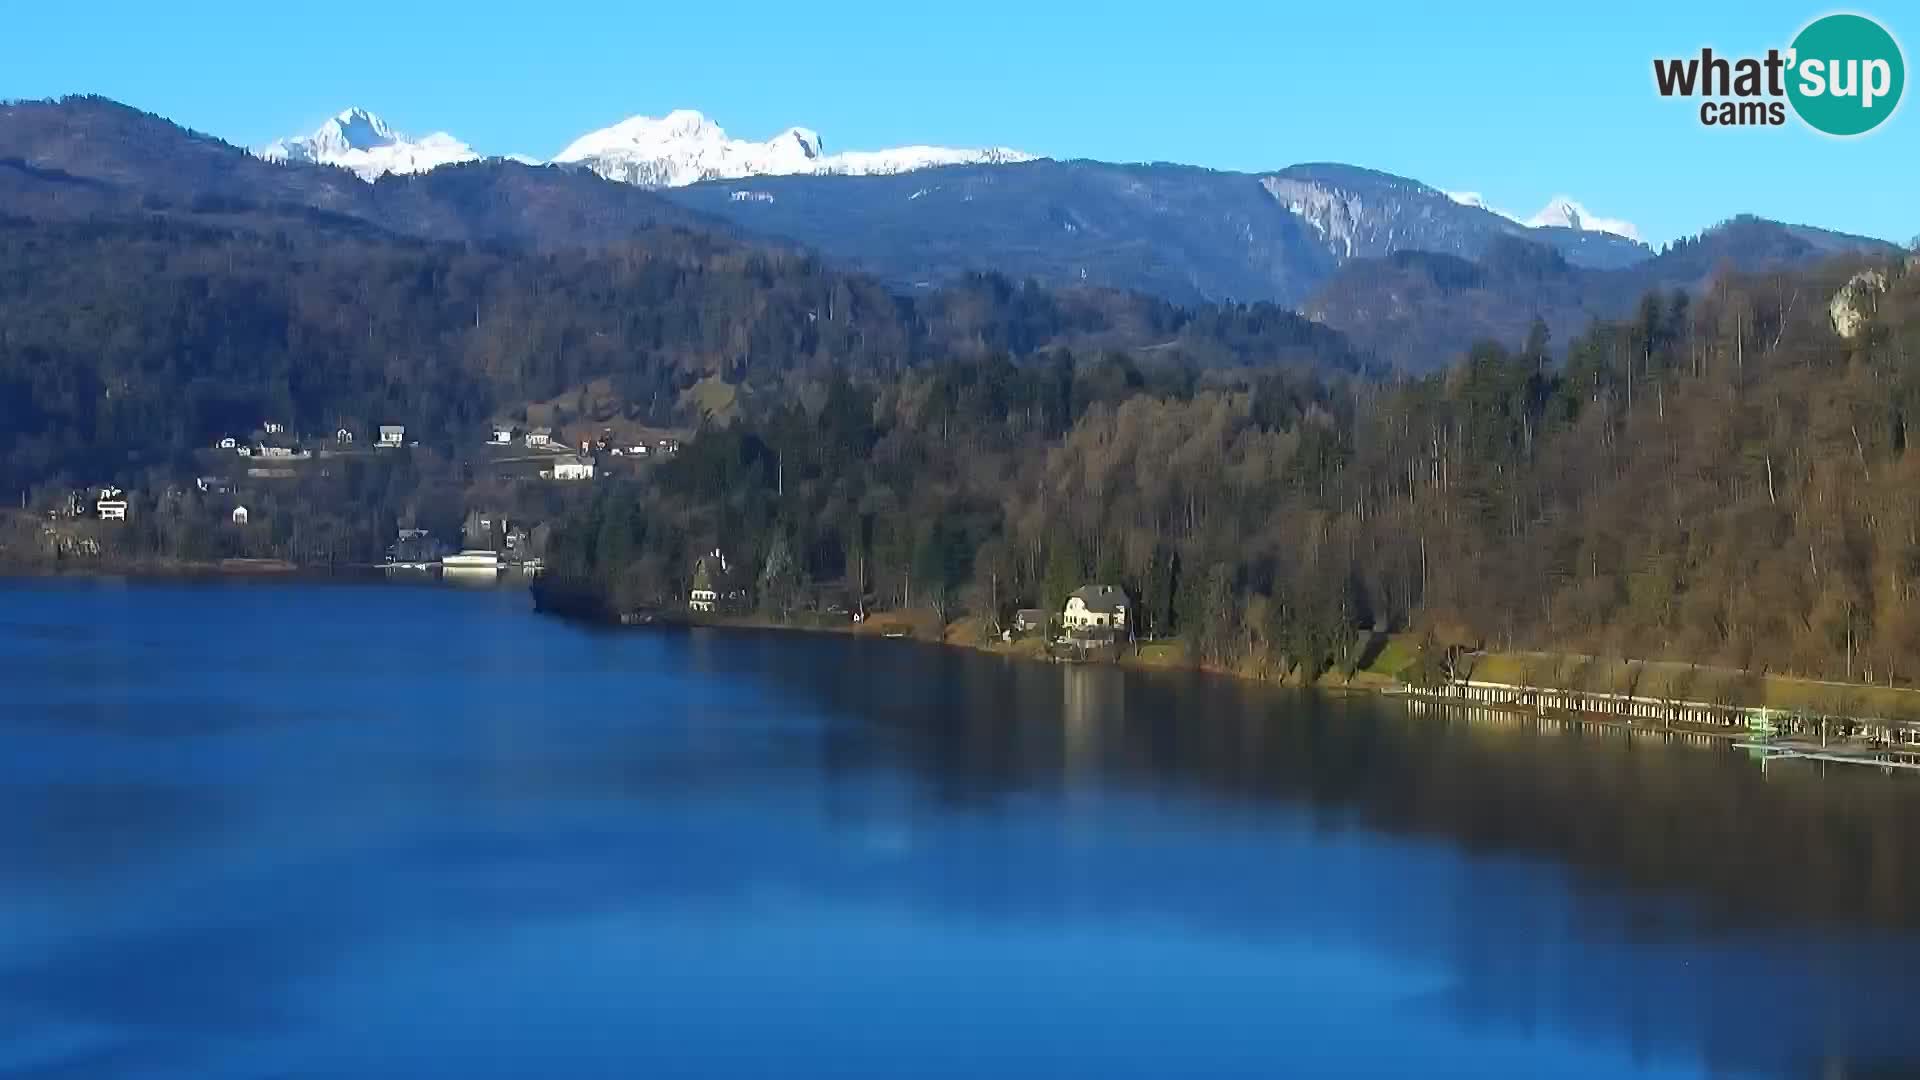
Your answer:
[4,580,1920,1078]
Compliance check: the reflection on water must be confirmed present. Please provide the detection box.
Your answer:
[3,580,1920,1078]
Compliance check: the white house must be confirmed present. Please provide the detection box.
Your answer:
[263,421,285,435]
[377,425,405,448]
[95,487,128,522]
[231,506,250,525]
[236,445,254,458]
[526,427,553,448]
[490,425,514,445]
[1062,584,1129,633]
[336,428,355,444]
[690,549,730,612]
[551,455,595,481]
[218,436,237,450]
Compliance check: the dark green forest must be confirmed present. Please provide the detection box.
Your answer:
[0,214,1358,496]
[547,255,1920,688]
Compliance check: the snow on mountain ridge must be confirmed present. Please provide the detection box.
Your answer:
[1525,196,1641,242]
[259,107,479,181]
[1444,189,1641,241]
[552,109,1034,189]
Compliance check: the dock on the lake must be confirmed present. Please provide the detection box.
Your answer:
[1734,739,1920,772]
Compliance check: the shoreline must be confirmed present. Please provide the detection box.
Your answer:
[527,578,1398,690]
[527,581,1920,750]
[0,559,374,581]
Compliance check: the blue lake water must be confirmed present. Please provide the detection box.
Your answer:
[3,579,1920,1078]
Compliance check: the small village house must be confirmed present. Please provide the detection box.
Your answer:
[1062,585,1129,634]
[526,427,552,448]
[235,445,253,457]
[218,436,237,450]
[231,506,249,525]
[263,421,285,435]
[95,487,128,521]
[377,425,405,448]
[490,424,515,445]
[689,549,731,613]
[1013,609,1049,635]
[336,427,355,444]
[551,455,595,481]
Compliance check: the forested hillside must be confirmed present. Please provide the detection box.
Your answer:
[547,253,1920,689]
[0,213,1359,494]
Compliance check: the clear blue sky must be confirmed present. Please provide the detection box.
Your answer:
[6,0,1913,245]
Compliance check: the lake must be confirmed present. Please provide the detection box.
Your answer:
[3,579,1919,1078]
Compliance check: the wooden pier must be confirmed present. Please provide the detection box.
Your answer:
[1408,676,1920,774]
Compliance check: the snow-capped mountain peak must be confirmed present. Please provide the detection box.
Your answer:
[1525,196,1640,242]
[258,108,479,181]
[317,107,392,152]
[551,110,1032,189]
[1443,189,1641,242]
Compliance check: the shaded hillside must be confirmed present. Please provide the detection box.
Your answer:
[0,212,1362,492]
[1308,218,1905,370]
[660,159,1656,307]
[660,160,1340,306]
[1261,163,1650,269]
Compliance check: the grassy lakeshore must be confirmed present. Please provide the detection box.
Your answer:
[557,591,1920,729]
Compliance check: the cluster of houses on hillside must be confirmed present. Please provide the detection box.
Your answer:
[212,422,408,458]
[498,421,676,455]
[486,420,681,483]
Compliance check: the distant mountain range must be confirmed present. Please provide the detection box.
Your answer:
[0,96,1901,370]
[549,109,1032,188]
[259,107,1032,189]
[657,160,1657,305]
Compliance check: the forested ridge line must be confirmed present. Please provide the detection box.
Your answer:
[0,213,1360,496]
[548,253,1920,691]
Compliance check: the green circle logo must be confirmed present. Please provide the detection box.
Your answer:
[1788,13,1905,136]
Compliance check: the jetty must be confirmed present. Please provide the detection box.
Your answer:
[1412,669,1920,774]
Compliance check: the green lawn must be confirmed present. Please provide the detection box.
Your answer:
[1359,633,1421,680]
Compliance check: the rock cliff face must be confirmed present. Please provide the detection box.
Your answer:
[1830,269,1890,339]
[1258,165,1650,268]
